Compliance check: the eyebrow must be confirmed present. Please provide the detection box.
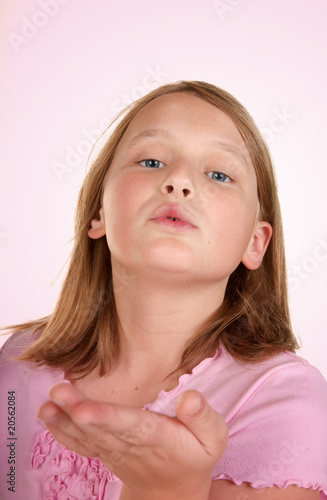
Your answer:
[126,129,171,149]
[209,140,251,170]
[127,128,250,169]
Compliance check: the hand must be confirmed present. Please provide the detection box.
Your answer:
[38,384,229,500]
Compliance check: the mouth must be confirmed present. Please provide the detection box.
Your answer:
[150,203,197,231]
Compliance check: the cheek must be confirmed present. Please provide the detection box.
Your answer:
[103,174,150,237]
[208,194,257,254]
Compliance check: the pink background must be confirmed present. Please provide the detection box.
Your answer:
[1,0,326,378]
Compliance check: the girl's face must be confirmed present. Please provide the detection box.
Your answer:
[91,92,271,286]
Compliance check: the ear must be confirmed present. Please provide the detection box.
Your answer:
[88,207,106,239]
[242,221,272,270]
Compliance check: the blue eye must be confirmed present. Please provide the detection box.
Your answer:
[207,171,231,183]
[139,159,164,169]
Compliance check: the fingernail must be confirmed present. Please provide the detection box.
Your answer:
[37,411,59,424]
[40,415,59,424]
[189,394,202,415]
[176,392,203,416]
[50,397,67,407]
[175,392,184,411]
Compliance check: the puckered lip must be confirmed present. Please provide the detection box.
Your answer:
[149,203,197,227]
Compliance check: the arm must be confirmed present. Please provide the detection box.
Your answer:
[119,478,321,500]
[208,480,321,499]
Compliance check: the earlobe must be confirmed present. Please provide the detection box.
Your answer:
[242,221,272,270]
[88,207,106,239]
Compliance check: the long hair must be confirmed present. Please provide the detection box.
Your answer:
[3,81,299,377]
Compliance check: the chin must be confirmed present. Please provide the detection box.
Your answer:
[147,257,195,275]
[142,242,196,270]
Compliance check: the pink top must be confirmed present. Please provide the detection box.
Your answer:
[1,329,327,500]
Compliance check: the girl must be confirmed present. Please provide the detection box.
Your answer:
[1,81,326,500]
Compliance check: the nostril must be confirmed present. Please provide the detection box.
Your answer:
[164,185,191,196]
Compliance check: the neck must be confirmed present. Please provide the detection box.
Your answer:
[112,264,227,380]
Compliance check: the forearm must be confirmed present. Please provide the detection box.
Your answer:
[119,481,212,500]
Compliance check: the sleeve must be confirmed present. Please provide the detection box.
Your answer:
[212,361,327,497]
[0,331,61,500]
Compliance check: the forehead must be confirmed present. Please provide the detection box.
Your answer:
[119,92,247,150]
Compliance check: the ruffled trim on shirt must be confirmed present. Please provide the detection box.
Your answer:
[212,472,327,496]
[31,428,120,500]
[150,346,221,402]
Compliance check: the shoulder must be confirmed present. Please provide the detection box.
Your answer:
[0,328,64,392]
[210,347,327,493]
[0,330,67,499]
[1,328,37,358]
[237,350,327,425]
[188,343,327,420]
[227,350,327,456]
[247,348,327,403]
[216,345,327,445]
[214,344,327,413]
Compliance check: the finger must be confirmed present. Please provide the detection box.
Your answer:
[43,419,93,458]
[38,384,91,442]
[38,399,132,461]
[175,390,229,459]
[40,393,156,451]
[37,399,92,454]
[38,399,92,442]
[47,385,168,453]
[48,384,146,439]
[69,399,168,450]
[49,382,88,409]
[46,383,93,435]
[48,383,163,446]
[38,399,67,423]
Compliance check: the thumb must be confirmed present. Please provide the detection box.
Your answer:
[175,390,229,460]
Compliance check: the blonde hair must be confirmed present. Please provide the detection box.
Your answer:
[4,81,299,377]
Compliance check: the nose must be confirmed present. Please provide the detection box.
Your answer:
[160,163,195,198]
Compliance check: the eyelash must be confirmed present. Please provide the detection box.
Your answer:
[206,171,231,183]
[138,158,232,183]
[139,159,164,169]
